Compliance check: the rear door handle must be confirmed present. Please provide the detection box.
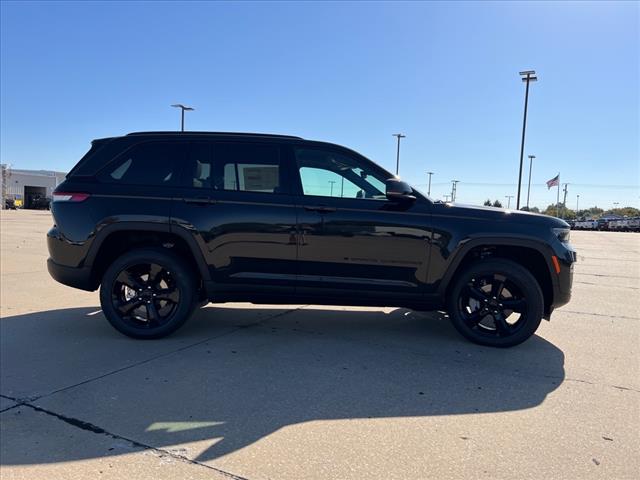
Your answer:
[304,205,337,213]
[184,196,215,205]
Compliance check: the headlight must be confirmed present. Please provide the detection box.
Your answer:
[552,227,571,243]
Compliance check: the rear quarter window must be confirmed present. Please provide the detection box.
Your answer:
[97,141,186,186]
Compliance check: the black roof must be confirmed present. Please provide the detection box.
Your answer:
[126,131,303,140]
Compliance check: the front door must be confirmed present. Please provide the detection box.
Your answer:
[290,145,432,303]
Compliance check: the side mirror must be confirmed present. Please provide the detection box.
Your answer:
[385,178,416,203]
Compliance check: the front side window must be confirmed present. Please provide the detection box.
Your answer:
[295,148,388,200]
[99,141,184,186]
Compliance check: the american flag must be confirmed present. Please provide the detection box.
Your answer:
[546,174,560,189]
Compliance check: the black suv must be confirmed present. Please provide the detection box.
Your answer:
[47,132,575,347]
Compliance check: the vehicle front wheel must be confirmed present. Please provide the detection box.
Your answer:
[447,259,544,347]
[99,248,197,339]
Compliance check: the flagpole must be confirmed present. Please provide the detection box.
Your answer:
[556,173,560,217]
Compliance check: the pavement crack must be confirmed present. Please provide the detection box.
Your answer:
[32,306,306,403]
[0,404,21,413]
[575,272,639,280]
[573,281,639,291]
[559,310,639,321]
[18,402,250,480]
[555,376,640,393]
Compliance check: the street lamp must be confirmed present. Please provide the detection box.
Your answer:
[328,180,336,197]
[451,180,460,202]
[505,195,514,209]
[516,70,538,210]
[526,154,536,209]
[427,171,434,197]
[171,104,194,132]
[576,194,580,214]
[392,133,406,176]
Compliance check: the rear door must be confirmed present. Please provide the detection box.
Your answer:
[171,140,298,296]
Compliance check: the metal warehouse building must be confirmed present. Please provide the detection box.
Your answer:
[1,166,67,209]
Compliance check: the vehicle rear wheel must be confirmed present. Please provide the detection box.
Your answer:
[99,248,197,339]
[447,259,544,347]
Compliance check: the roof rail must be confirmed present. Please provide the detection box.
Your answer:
[126,131,303,140]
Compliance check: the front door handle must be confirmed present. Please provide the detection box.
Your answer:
[304,205,337,213]
[184,196,214,205]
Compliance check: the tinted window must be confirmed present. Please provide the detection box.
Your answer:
[217,143,281,193]
[295,148,387,200]
[185,142,282,194]
[189,143,213,189]
[99,142,184,186]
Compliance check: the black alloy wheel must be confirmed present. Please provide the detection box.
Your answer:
[447,259,544,347]
[100,248,197,339]
[111,262,180,329]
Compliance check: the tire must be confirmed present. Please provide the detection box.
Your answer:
[99,248,197,339]
[446,259,544,348]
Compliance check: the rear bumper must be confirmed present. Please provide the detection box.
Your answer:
[47,258,97,291]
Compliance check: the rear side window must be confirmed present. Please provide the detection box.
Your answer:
[98,142,185,186]
[185,142,283,194]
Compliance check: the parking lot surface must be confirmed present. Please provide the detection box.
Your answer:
[1,209,638,479]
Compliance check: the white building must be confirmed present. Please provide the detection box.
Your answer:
[1,166,67,208]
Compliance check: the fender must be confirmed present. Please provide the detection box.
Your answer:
[84,220,212,285]
[436,234,560,299]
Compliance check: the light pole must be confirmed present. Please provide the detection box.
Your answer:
[451,180,460,202]
[561,183,569,219]
[526,154,536,209]
[505,195,514,209]
[328,180,336,197]
[392,133,406,176]
[427,172,434,197]
[443,194,451,202]
[171,104,194,132]
[613,202,619,210]
[576,194,580,214]
[516,70,538,210]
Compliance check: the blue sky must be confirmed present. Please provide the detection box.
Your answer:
[1,1,638,209]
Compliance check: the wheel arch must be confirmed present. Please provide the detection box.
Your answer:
[85,222,211,291]
[439,237,557,318]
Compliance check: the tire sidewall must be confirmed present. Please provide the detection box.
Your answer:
[447,259,544,348]
[99,248,196,339]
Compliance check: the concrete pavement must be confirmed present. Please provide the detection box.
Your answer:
[1,210,638,479]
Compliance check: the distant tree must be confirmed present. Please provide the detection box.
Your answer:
[483,199,492,206]
[604,207,640,217]
[520,206,530,212]
[492,199,503,208]
[542,203,562,217]
[529,206,540,213]
[542,204,577,219]
[577,207,604,219]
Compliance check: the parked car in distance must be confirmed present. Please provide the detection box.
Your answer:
[47,132,576,347]
[30,195,51,210]
[573,219,598,230]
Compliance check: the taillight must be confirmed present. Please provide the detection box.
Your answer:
[52,192,90,202]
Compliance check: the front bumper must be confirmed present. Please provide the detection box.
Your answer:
[548,246,575,315]
[47,258,97,291]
